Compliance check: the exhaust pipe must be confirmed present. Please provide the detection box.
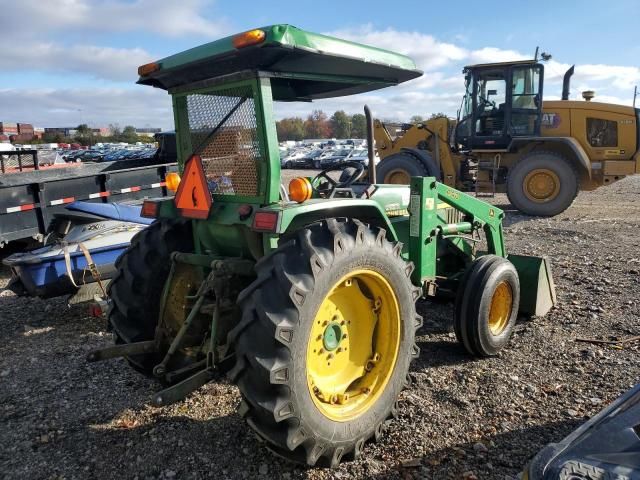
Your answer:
[364,105,376,184]
[562,65,575,100]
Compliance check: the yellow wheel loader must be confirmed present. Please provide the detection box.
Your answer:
[375,60,640,216]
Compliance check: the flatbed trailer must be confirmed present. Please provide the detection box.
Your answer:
[0,157,177,246]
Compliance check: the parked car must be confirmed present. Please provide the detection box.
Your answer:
[344,148,380,167]
[282,148,316,168]
[313,149,349,169]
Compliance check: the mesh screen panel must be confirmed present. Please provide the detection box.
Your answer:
[186,85,261,196]
[0,151,38,171]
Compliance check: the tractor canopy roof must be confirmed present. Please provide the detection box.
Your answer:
[137,24,422,100]
[463,59,538,72]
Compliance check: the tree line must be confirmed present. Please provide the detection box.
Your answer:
[276,110,450,141]
[35,124,154,146]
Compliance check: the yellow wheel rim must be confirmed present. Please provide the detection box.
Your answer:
[306,270,401,422]
[488,281,513,335]
[523,168,560,203]
[384,169,411,184]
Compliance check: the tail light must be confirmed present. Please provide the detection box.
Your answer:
[141,200,159,219]
[252,211,279,232]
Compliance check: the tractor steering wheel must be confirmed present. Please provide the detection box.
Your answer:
[312,161,365,195]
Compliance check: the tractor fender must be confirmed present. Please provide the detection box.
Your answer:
[510,137,591,179]
[278,199,400,243]
[399,147,442,180]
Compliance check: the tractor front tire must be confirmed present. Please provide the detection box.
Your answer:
[376,152,440,184]
[506,151,579,216]
[229,218,422,467]
[454,255,520,357]
[108,219,192,375]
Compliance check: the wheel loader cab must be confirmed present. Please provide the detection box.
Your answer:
[455,60,544,150]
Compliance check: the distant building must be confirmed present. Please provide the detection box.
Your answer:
[91,127,111,137]
[44,127,76,137]
[135,127,162,137]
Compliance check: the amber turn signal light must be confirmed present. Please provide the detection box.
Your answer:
[165,172,181,192]
[232,29,266,49]
[289,177,312,203]
[137,62,160,76]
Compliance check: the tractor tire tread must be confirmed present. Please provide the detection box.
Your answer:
[229,218,421,467]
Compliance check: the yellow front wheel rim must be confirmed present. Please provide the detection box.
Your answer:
[523,169,560,203]
[306,270,401,422]
[488,281,513,335]
[384,169,411,185]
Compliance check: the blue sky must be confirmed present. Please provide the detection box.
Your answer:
[1,0,638,129]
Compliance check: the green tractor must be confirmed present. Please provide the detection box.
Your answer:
[89,25,556,467]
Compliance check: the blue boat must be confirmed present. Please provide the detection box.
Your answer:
[3,201,152,300]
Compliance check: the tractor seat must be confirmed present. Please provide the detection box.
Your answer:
[66,201,154,225]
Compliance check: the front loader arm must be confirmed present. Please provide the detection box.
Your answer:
[408,177,506,286]
[435,182,506,257]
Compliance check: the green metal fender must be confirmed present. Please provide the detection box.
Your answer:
[276,198,400,240]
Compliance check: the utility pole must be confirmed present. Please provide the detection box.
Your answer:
[634,86,638,108]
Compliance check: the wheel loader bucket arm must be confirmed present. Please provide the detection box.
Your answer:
[373,119,394,152]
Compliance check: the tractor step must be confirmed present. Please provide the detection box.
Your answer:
[87,340,157,362]
[151,368,213,407]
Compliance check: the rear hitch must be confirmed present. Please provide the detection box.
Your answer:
[151,368,214,407]
[88,255,255,406]
[87,340,157,362]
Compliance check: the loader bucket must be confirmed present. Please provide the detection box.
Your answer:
[508,254,557,317]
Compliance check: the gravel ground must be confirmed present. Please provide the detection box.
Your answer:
[1,171,639,480]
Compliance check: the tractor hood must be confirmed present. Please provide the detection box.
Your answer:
[136,24,423,100]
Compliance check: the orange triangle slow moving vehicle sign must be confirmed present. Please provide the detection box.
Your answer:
[174,155,212,219]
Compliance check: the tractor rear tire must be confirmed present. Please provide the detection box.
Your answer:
[229,218,422,467]
[454,255,520,357]
[506,151,579,216]
[108,219,192,375]
[376,152,440,184]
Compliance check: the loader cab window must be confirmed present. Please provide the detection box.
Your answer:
[455,63,544,150]
[511,66,542,136]
[456,75,474,139]
[474,70,507,140]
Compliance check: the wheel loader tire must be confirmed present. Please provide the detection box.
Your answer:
[376,152,439,184]
[454,255,520,357]
[229,218,422,467]
[506,151,579,216]
[108,219,192,375]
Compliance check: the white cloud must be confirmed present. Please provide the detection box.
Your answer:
[1,22,637,130]
[0,0,229,38]
[0,88,173,129]
[327,25,467,71]
[1,43,153,82]
[467,47,528,64]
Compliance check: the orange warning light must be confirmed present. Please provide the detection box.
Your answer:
[174,155,212,219]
